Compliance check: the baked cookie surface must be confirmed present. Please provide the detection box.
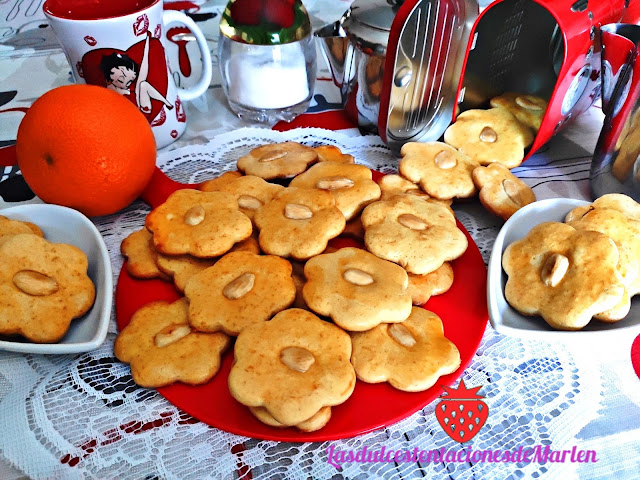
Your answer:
[303,247,412,331]
[0,234,95,343]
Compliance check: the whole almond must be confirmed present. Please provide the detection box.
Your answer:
[434,150,457,169]
[343,268,374,286]
[502,179,523,206]
[515,96,543,111]
[184,205,205,226]
[541,253,569,287]
[259,150,287,162]
[223,272,255,299]
[280,346,315,373]
[316,176,355,190]
[388,323,417,347]
[13,270,59,296]
[397,213,428,230]
[238,195,263,210]
[154,324,191,347]
[284,203,313,220]
[479,126,498,143]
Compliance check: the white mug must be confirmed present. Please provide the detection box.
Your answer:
[43,0,212,149]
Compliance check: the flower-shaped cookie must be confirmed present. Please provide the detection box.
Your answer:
[444,108,534,168]
[399,142,479,200]
[350,307,461,392]
[361,195,468,274]
[472,163,536,220]
[146,189,252,258]
[0,215,43,243]
[254,187,345,259]
[198,170,243,191]
[489,92,548,132]
[114,298,230,387]
[502,222,626,330]
[303,247,412,331]
[565,193,640,223]
[566,207,640,321]
[0,234,95,343]
[228,308,356,426]
[237,142,318,179]
[185,251,296,336]
[407,263,454,306]
[249,406,332,432]
[314,145,355,164]
[199,175,284,221]
[155,234,260,293]
[121,228,170,280]
[289,162,381,220]
[377,174,427,201]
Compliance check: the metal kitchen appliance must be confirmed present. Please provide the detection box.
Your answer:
[317,0,630,156]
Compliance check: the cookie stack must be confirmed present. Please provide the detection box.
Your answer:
[0,215,95,343]
[502,193,640,330]
[395,92,548,222]
[115,141,464,432]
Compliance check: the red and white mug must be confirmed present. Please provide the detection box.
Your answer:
[43,0,212,148]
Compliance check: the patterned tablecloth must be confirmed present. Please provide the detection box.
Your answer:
[1,1,640,479]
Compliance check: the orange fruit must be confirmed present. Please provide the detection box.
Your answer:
[16,84,156,217]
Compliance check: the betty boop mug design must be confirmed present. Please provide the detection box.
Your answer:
[44,0,212,148]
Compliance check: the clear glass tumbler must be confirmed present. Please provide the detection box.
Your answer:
[218,33,317,124]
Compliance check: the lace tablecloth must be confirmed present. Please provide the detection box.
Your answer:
[1,123,639,479]
[1,0,640,477]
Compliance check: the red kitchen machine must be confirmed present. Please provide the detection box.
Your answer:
[318,0,632,156]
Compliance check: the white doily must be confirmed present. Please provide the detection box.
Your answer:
[0,128,612,479]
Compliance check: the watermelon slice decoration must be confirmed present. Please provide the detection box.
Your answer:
[220,0,311,45]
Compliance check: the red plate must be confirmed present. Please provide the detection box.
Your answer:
[115,167,488,442]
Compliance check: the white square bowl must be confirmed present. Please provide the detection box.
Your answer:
[487,198,640,340]
[0,204,112,353]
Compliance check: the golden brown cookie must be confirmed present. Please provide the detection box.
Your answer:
[565,194,640,223]
[114,298,230,387]
[249,406,332,432]
[156,254,217,293]
[228,308,356,426]
[0,234,95,343]
[399,142,479,200]
[289,162,381,221]
[185,251,296,336]
[303,247,412,331]
[444,108,534,168]
[290,260,308,310]
[254,187,345,260]
[120,228,170,280]
[156,234,260,293]
[198,175,285,221]
[407,263,454,306]
[361,195,468,274]
[0,214,44,239]
[489,92,548,132]
[502,222,626,330]
[237,142,318,180]
[350,307,460,392]
[566,207,640,321]
[145,189,252,258]
[314,145,355,164]
[198,171,243,192]
[472,163,536,220]
[377,174,428,201]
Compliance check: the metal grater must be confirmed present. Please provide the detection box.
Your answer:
[381,0,477,151]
